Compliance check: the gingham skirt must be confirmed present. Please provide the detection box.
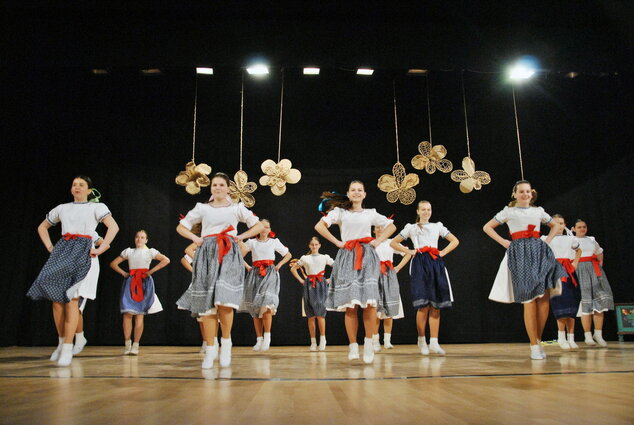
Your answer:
[303,277,328,318]
[176,238,244,315]
[240,266,280,318]
[577,262,614,314]
[326,244,380,311]
[377,269,402,317]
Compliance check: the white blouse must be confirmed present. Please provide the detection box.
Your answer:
[180,201,259,236]
[321,207,393,242]
[120,247,161,269]
[398,222,450,249]
[577,236,604,257]
[46,202,111,235]
[374,238,405,262]
[297,254,334,275]
[542,235,579,259]
[494,206,552,233]
[244,238,289,261]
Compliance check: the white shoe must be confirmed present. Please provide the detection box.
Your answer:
[57,343,74,367]
[383,334,394,349]
[130,342,139,355]
[530,344,545,360]
[584,337,597,346]
[417,336,425,348]
[261,333,271,352]
[200,341,207,354]
[318,338,327,351]
[72,334,87,355]
[372,335,381,353]
[124,340,132,355]
[363,338,375,364]
[429,342,446,356]
[309,343,318,352]
[348,343,359,360]
[567,336,578,349]
[538,342,546,359]
[202,346,215,369]
[558,339,571,350]
[420,341,430,355]
[50,345,62,362]
[219,338,232,367]
[252,337,263,352]
[593,334,608,347]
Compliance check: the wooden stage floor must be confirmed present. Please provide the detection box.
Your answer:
[1,342,633,424]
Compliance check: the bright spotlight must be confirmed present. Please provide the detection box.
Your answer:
[196,67,214,75]
[356,68,374,76]
[507,56,538,81]
[246,64,269,76]
[303,67,320,75]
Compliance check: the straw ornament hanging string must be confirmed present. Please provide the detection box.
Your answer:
[411,74,453,174]
[511,85,525,180]
[229,73,258,207]
[450,71,491,193]
[378,80,419,205]
[260,70,302,196]
[175,75,212,195]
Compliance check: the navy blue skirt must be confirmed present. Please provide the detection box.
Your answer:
[410,252,452,309]
[550,271,581,319]
[120,275,156,315]
[303,277,328,318]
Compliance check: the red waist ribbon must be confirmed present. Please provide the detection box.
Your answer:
[129,268,149,302]
[343,237,375,271]
[417,246,440,260]
[380,260,394,275]
[579,255,602,277]
[253,260,275,277]
[203,225,235,264]
[556,258,579,287]
[510,224,540,240]
[62,233,93,240]
[307,270,326,288]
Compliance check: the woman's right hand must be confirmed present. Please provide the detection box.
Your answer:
[193,236,204,246]
[122,272,130,278]
[500,239,511,249]
[335,240,345,249]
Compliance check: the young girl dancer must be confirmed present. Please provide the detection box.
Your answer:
[390,200,459,355]
[543,215,581,350]
[483,180,567,360]
[573,219,614,347]
[290,237,334,351]
[315,180,396,364]
[110,230,170,355]
[373,225,411,351]
[240,219,292,352]
[176,172,264,369]
[27,175,119,366]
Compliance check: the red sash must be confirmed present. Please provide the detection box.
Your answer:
[129,268,149,302]
[510,224,540,240]
[417,246,440,260]
[579,255,602,277]
[307,270,326,288]
[253,260,275,277]
[62,233,93,240]
[343,237,375,270]
[203,225,235,264]
[380,260,394,275]
[556,258,579,287]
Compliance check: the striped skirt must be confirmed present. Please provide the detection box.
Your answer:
[326,243,380,311]
[240,266,280,318]
[577,262,614,314]
[377,269,402,318]
[303,277,328,318]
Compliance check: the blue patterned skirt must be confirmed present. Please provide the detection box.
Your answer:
[577,262,614,314]
[326,244,380,311]
[303,276,328,318]
[27,237,92,303]
[240,266,280,318]
[550,271,581,319]
[120,275,157,315]
[377,268,401,317]
[409,252,452,309]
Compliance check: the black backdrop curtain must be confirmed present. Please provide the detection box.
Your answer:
[2,67,631,346]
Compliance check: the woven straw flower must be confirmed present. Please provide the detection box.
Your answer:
[450,157,491,193]
[378,162,419,205]
[229,170,257,207]
[411,141,453,174]
[175,161,212,195]
[259,159,302,196]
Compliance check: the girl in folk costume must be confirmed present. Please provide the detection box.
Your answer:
[483,180,567,360]
[27,175,119,366]
[573,219,614,347]
[290,237,334,351]
[240,219,292,352]
[373,225,411,351]
[390,200,459,356]
[110,230,170,355]
[315,181,396,364]
[176,172,264,369]
[542,215,582,350]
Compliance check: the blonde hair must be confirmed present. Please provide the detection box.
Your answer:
[508,180,538,207]
[415,200,431,223]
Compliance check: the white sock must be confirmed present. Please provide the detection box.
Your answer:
[124,339,132,354]
[372,334,381,352]
[57,343,74,367]
[557,331,566,341]
[310,337,317,345]
[348,342,359,360]
[262,332,271,351]
[318,336,326,350]
[219,338,232,367]
[593,330,607,346]
[417,336,426,348]
[584,331,594,341]
[363,337,375,364]
[530,344,544,360]
[384,333,393,348]
[131,342,140,354]
[253,336,263,351]
[429,337,445,355]
[567,333,578,348]
[50,337,64,361]
[202,346,215,369]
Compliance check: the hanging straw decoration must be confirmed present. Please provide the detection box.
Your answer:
[175,75,212,195]
[378,81,420,205]
[260,70,302,196]
[411,74,453,174]
[229,74,258,207]
[450,72,491,193]
[511,84,526,180]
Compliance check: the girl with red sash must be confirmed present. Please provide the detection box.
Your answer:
[110,230,170,355]
[483,180,567,360]
[542,215,582,350]
[176,172,264,369]
[391,200,459,356]
[315,181,396,364]
[572,219,614,347]
[240,219,292,352]
[27,175,119,367]
[290,237,334,351]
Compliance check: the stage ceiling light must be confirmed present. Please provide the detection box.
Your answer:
[303,67,320,75]
[246,64,269,76]
[565,72,579,79]
[91,69,108,75]
[356,68,374,75]
[196,67,214,75]
[507,56,538,81]
[407,69,428,75]
[141,68,162,75]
